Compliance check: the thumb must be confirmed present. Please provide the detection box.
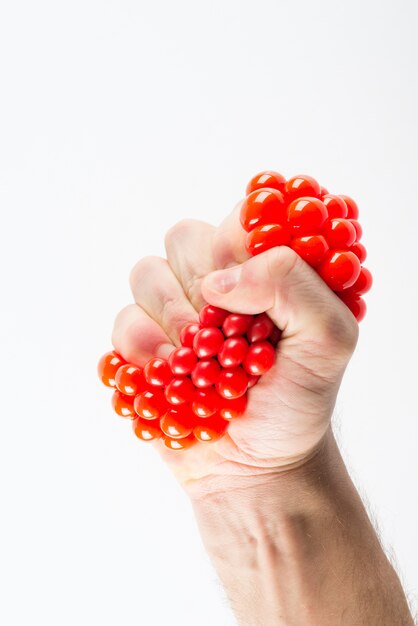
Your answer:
[201,246,358,348]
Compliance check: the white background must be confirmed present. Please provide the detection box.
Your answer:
[1,1,417,624]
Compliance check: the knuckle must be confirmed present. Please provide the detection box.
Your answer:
[129,255,165,291]
[164,219,198,250]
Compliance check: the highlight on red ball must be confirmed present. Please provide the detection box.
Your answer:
[99,170,372,450]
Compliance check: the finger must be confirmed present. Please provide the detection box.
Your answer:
[130,256,198,345]
[212,201,249,269]
[112,304,175,366]
[164,219,216,310]
[201,246,359,352]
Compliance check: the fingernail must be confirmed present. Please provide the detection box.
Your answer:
[205,265,241,294]
[155,343,175,359]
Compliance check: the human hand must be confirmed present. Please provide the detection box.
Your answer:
[112,203,359,493]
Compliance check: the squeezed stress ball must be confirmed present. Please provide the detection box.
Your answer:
[98,170,372,450]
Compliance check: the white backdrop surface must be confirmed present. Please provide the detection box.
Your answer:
[0,1,417,624]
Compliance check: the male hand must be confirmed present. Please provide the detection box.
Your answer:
[112,202,359,492]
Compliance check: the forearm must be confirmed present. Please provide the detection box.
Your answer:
[191,432,414,626]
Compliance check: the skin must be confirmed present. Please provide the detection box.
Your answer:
[112,203,415,625]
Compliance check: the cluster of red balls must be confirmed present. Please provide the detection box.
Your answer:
[242,171,372,321]
[98,305,280,450]
[99,170,371,450]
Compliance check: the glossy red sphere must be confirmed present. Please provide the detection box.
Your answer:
[134,389,167,420]
[98,351,125,388]
[193,414,228,442]
[246,223,291,255]
[218,336,249,368]
[219,394,248,420]
[193,327,224,359]
[132,417,162,441]
[246,171,286,195]
[216,367,248,399]
[285,174,321,201]
[243,341,275,376]
[165,377,195,405]
[160,407,194,439]
[240,189,287,232]
[191,359,221,388]
[341,267,373,297]
[338,293,367,322]
[180,322,201,347]
[192,388,220,417]
[319,250,361,291]
[144,358,173,387]
[287,197,328,234]
[268,326,282,347]
[247,313,275,343]
[222,313,253,338]
[339,195,359,219]
[290,234,329,267]
[199,304,229,328]
[348,219,363,241]
[321,194,348,219]
[111,390,135,418]
[350,242,367,263]
[163,433,196,451]
[323,218,357,249]
[168,347,197,376]
[115,364,146,396]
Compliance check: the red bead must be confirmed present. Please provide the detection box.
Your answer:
[165,377,195,405]
[245,223,291,255]
[243,341,275,376]
[192,388,220,417]
[193,414,228,442]
[98,351,125,388]
[318,250,361,291]
[340,267,373,297]
[163,433,196,450]
[246,171,286,195]
[115,364,146,396]
[247,374,260,388]
[240,189,287,232]
[218,337,249,368]
[322,194,348,219]
[350,242,367,263]
[285,174,321,201]
[160,406,194,439]
[216,367,248,399]
[144,358,173,387]
[320,186,329,197]
[247,313,275,343]
[180,322,201,347]
[222,313,253,338]
[132,417,162,441]
[339,195,359,219]
[193,327,224,359]
[322,218,357,249]
[287,197,328,234]
[348,219,363,241]
[168,347,197,376]
[199,304,229,328]
[219,394,248,420]
[191,359,221,388]
[290,234,329,267]
[268,326,282,347]
[134,389,167,420]
[111,390,136,418]
[338,293,367,322]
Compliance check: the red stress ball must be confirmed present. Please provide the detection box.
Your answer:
[193,414,228,442]
[134,389,167,420]
[193,327,224,359]
[287,197,328,234]
[132,417,162,441]
[240,188,287,232]
[112,390,136,418]
[218,337,249,368]
[246,170,286,195]
[285,174,321,201]
[216,367,248,399]
[168,347,197,376]
[144,358,173,387]
[98,351,125,388]
[243,341,275,376]
[115,364,146,396]
[318,250,361,291]
[199,304,229,328]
